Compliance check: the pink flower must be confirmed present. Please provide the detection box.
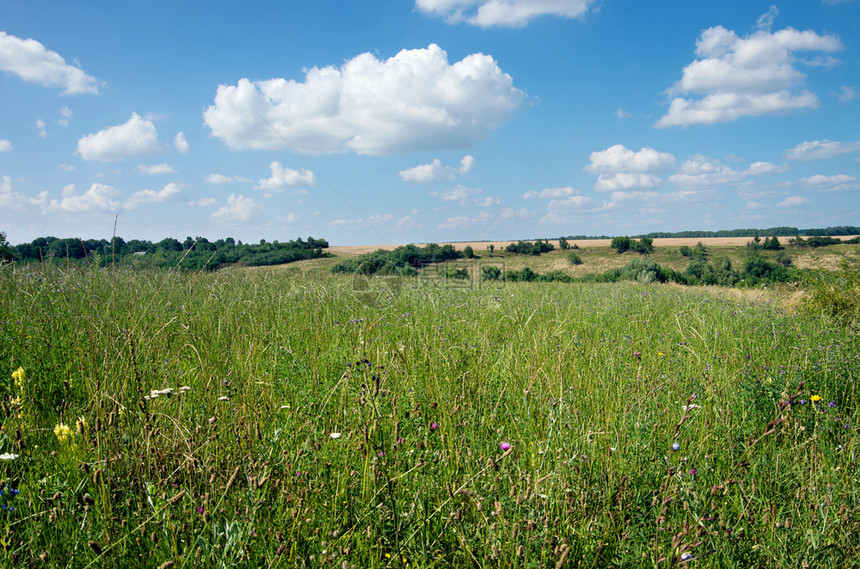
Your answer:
[499,442,512,451]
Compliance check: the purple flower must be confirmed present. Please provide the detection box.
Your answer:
[429,422,439,431]
[196,506,205,515]
[499,442,512,452]
[689,469,697,476]
[829,401,836,408]
[672,442,680,452]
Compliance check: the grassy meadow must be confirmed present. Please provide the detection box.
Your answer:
[1,256,859,567]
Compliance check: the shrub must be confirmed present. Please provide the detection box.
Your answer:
[568,252,583,265]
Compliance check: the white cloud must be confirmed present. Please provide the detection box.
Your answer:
[778,195,810,207]
[524,186,577,199]
[49,183,120,213]
[608,190,661,203]
[800,174,860,192]
[0,139,11,152]
[137,163,176,174]
[211,194,263,224]
[548,194,597,209]
[656,11,842,127]
[206,173,233,184]
[399,155,474,183]
[595,173,661,191]
[174,132,189,154]
[586,145,675,190]
[125,183,181,209]
[586,145,675,174]
[190,197,217,207]
[58,163,75,171]
[400,159,456,183]
[35,119,47,138]
[668,155,785,187]
[204,44,523,155]
[459,155,475,173]
[57,106,72,127]
[0,31,100,95]
[77,113,165,161]
[255,161,315,193]
[415,0,599,28]
[784,139,860,160]
[615,108,632,119]
[429,184,499,206]
[0,175,48,210]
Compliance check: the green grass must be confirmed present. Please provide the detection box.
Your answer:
[0,264,859,567]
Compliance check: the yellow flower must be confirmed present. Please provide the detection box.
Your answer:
[54,423,74,443]
[10,397,22,407]
[658,352,665,357]
[11,367,25,390]
[810,395,822,402]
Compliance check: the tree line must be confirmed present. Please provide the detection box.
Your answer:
[1,233,330,270]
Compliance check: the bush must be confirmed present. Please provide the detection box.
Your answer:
[568,252,583,265]
[801,261,860,327]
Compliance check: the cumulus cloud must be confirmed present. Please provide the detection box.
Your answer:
[784,139,860,161]
[174,132,189,154]
[800,174,860,192]
[0,139,11,152]
[137,163,176,174]
[0,31,100,95]
[615,109,632,119]
[778,195,810,207]
[35,119,47,138]
[49,183,120,213]
[204,44,523,155]
[394,215,420,232]
[254,161,315,193]
[190,197,217,207]
[837,86,857,102]
[586,145,675,174]
[399,155,474,183]
[211,194,263,224]
[585,145,675,190]
[429,184,499,206]
[668,155,785,186]
[0,175,48,210]
[656,9,842,127]
[524,186,577,200]
[125,183,181,209]
[415,0,599,28]
[77,113,165,161]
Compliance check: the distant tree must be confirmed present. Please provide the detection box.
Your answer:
[463,245,475,258]
[481,265,501,280]
[0,231,13,262]
[630,237,654,255]
[568,252,582,265]
[157,237,183,252]
[610,236,631,254]
[488,244,495,255]
[558,237,570,250]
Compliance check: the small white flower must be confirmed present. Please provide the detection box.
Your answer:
[330,433,342,439]
[0,453,19,460]
[217,396,229,401]
[179,386,191,392]
[683,404,700,412]
[681,552,692,561]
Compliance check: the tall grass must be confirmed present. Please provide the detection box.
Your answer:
[0,264,858,567]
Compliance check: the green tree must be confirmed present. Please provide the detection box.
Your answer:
[463,245,475,258]
[558,237,570,250]
[0,231,13,262]
[610,236,631,254]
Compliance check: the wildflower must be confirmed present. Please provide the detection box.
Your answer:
[0,453,18,461]
[681,552,692,561]
[810,395,821,402]
[672,442,680,452]
[9,397,21,407]
[429,422,439,431]
[54,423,74,443]
[217,396,229,401]
[330,433,342,439]
[658,352,665,357]
[829,401,836,408]
[11,367,25,389]
[499,442,512,452]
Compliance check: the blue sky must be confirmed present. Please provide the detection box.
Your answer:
[1,1,858,245]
